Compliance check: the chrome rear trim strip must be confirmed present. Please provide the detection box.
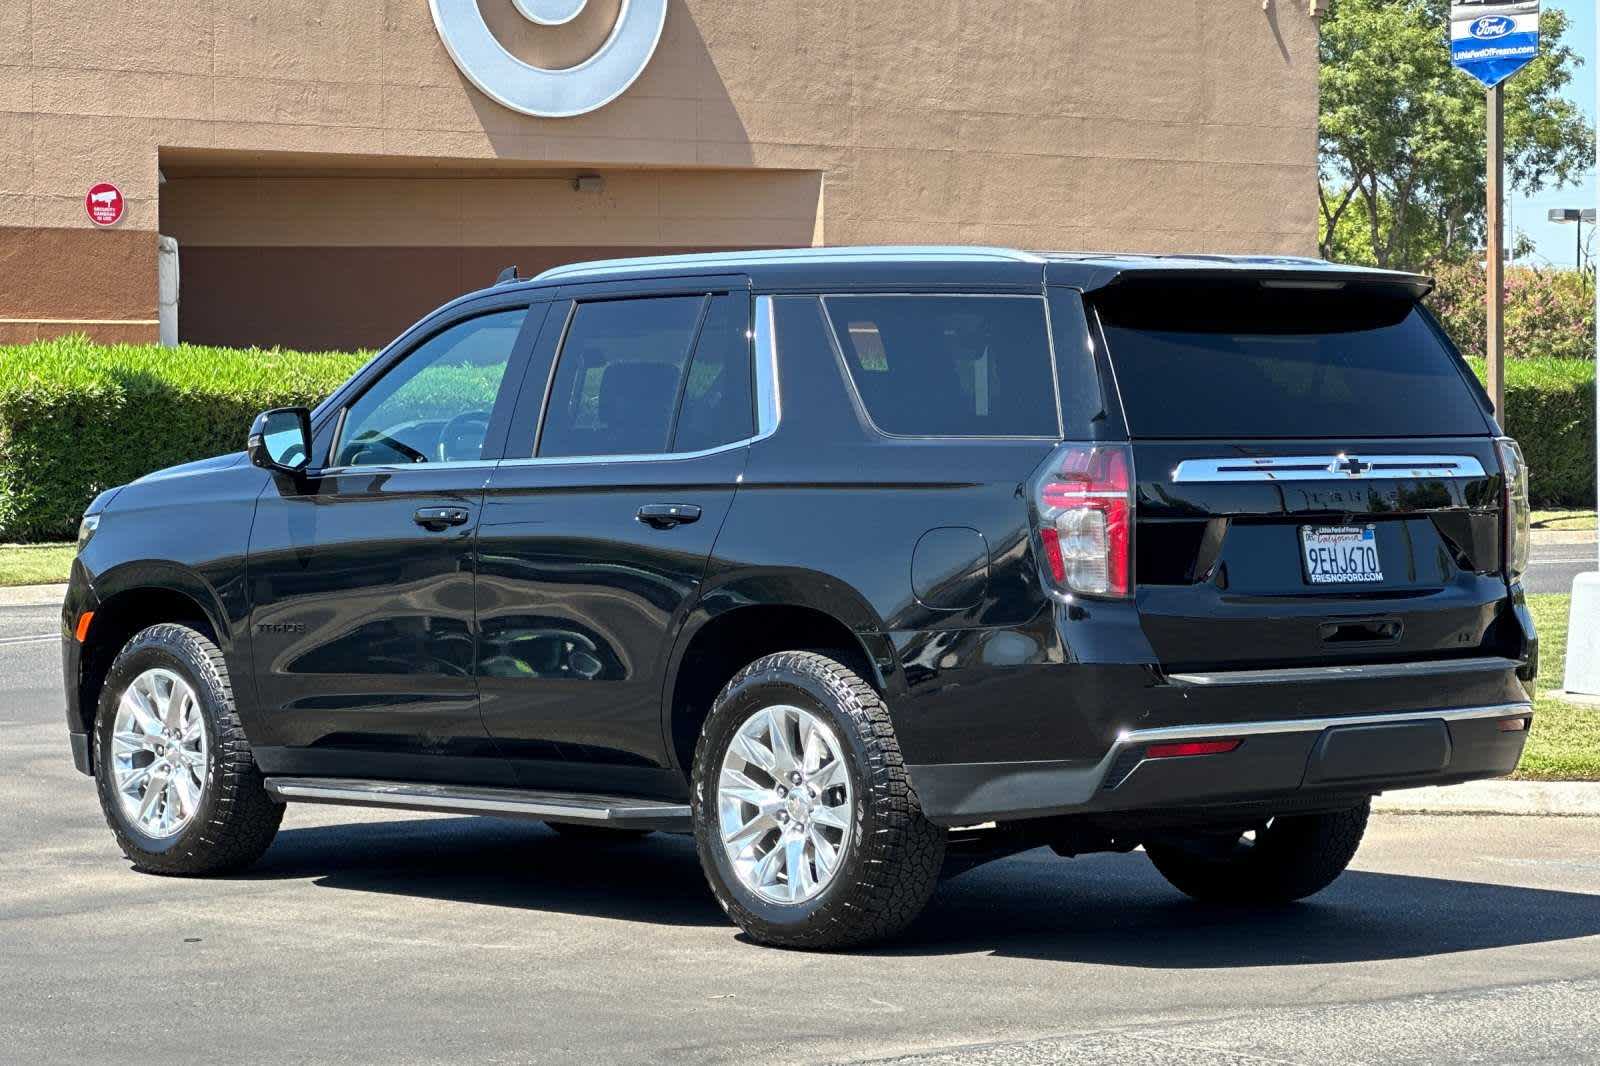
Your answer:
[1168,655,1523,688]
[1118,701,1531,746]
[1170,454,1488,483]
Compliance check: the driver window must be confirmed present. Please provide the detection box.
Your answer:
[334,308,527,467]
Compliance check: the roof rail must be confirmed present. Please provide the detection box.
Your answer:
[531,245,1047,283]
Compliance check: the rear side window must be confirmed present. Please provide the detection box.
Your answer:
[1094,282,1492,439]
[537,293,755,458]
[537,296,703,458]
[823,295,1059,437]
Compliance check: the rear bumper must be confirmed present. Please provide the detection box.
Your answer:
[909,701,1532,826]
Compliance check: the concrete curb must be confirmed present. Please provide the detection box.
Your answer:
[0,584,67,607]
[1373,780,1600,817]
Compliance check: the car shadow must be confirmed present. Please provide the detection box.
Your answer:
[246,816,1600,963]
[879,849,1600,966]
[244,815,727,927]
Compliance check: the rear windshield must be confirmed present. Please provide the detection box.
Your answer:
[824,295,1059,437]
[1093,282,1492,439]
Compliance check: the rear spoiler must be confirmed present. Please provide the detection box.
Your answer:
[1056,261,1434,302]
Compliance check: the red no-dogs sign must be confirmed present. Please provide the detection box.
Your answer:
[85,182,124,226]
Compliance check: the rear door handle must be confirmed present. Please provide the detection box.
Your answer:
[636,503,702,529]
[413,506,471,531]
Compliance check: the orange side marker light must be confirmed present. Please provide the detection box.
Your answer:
[74,611,94,643]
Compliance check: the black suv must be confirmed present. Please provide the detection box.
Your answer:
[64,247,1537,949]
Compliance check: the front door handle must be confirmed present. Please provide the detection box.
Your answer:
[413,506,471,531]
[636,503,702,529]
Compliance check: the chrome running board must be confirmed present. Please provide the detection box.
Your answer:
[263,777,691,831]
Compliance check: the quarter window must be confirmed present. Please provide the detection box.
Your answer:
[674,294,754,453]
[824,295,1059,437]
[335,309,526,467]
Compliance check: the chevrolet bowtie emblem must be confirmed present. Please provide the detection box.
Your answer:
[1331,455,1372,476]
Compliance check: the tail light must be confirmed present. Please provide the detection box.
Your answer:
[1496,438,1530,583]
[1032,443,1134,598]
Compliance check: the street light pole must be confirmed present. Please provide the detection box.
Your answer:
[1548,208,1597,274]
[1485,84,1505,418]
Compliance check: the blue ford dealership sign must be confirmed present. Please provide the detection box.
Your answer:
[1449,0,1541,87]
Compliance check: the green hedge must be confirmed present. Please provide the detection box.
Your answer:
[1,337,1596,543]
[1467,356,1596,508]
[0,336,366,542]
[1430,260,1596,363]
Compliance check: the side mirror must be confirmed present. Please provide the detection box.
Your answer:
[248,407,313,475]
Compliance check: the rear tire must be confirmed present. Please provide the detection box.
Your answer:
[1144,801,1370,904]
[692,651,945,950]
[93,624,283,876]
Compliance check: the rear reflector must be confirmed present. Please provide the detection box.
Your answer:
[1497,717,1529,733]
[1144,739,1241,759]
[74,611,94,643]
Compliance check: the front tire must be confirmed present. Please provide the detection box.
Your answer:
[1144,801,1370,904]
[692,651,945,950]
[93,623,283,876]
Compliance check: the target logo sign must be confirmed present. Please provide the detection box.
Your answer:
[85,182,125,227]
[430,0,667,118]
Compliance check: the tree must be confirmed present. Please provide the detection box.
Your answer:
[1319,0,1593,270]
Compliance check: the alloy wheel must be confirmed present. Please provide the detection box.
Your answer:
[716,704,853,904]
[109,667,208,839]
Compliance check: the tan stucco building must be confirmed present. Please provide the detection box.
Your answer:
[1,0,1323,350]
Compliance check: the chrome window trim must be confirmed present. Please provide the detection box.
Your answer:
[497,293,779,468]
[317,459,500,476]
[1039,287,1067,436]
[1170,454,1488,483]
[754,293,780,436]
[819,292,1065,442]
[498,435,758,468]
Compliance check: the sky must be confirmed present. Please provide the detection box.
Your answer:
[1509,0,1596,268]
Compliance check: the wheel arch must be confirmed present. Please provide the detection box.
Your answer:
[73,564,230,740]
[662,572,899,779]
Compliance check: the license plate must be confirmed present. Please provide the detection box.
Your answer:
[1301,525,1383,584]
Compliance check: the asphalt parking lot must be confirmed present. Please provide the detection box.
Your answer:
[4,603,1599,1064]
[1525,539,1597,595]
